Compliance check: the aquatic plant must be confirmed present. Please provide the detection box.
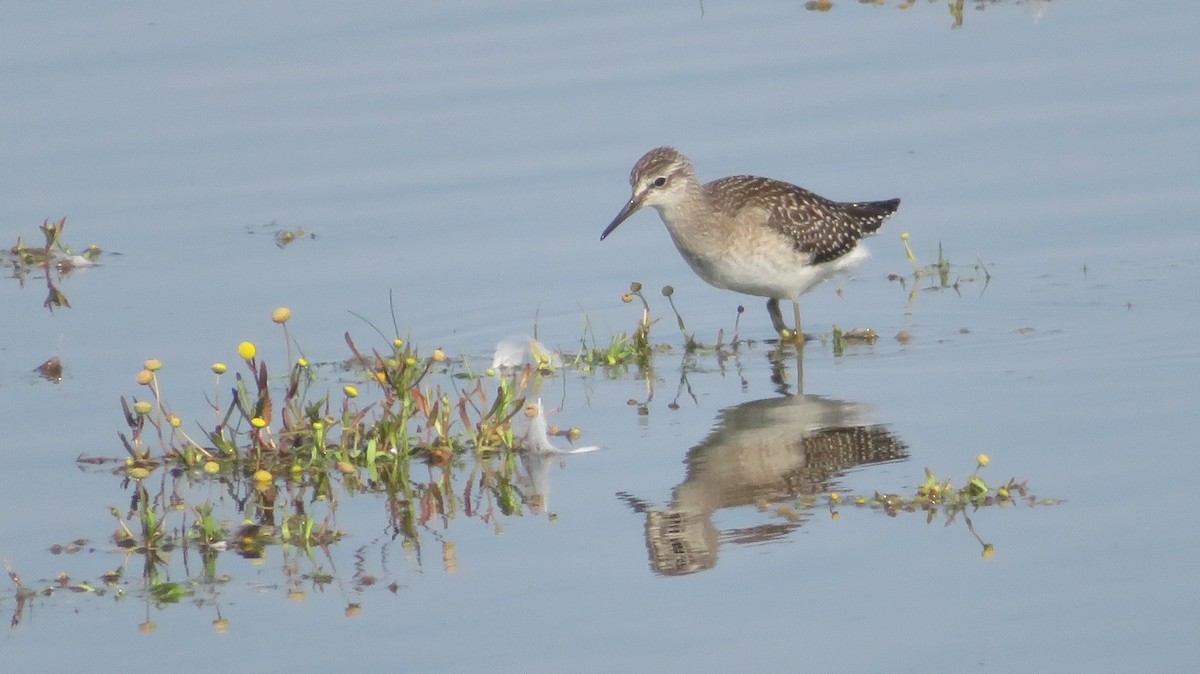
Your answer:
[2,217,102,312]
[808,454,1061,559]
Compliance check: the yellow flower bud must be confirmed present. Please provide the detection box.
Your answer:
[211,362,228,375]
[237,341,257,360]
[143,358,162,372]
[343,385,358,398]
[271,307,292,324]
[136,370,153,385]
[133,400,153,415]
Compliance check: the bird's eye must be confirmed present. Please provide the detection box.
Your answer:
[653,176,667,187]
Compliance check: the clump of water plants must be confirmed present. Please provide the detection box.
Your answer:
[3,217,103,311]
[889,232,991,315]
[110,312,553,480]
[808,454,1060,558]
[78,303,618,597]
[801,0,1031,30]
[572,282,772,374]
[52,305,597,629]
[572,281,664,369]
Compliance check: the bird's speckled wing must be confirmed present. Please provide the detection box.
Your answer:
[707,176,900,265]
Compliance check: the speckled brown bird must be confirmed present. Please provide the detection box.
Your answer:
[601,147,900,339]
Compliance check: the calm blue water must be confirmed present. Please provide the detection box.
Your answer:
[2,2,1198,672]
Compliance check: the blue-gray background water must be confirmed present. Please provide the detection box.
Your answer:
[2,2,1198,672]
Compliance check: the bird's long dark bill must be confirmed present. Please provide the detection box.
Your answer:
[600,198,639,241]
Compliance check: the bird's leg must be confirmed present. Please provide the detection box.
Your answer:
[791,300,804,341]
[767,298,787,336]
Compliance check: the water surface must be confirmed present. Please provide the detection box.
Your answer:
[2,2,1198,672]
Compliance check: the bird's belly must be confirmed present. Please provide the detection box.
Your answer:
[678,243,869,300]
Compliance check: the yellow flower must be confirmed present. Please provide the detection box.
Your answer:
[272,307,292,324]
[143,358,162,372]
[238,341,257,360]
[251,417,267,428]
[135,369,153,385]
[343,385,358,398]
[211,362,228,375]
[977,453,990,468]
[297,357,308,368]
[432,348,446,362]
[133,400,153,415]
[168,415,182,428]
[252,469,272,483]
[203,461,220,475]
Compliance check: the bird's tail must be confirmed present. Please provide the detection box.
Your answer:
[843,198,901,234]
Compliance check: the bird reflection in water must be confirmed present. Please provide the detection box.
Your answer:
[618,393,907,576]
